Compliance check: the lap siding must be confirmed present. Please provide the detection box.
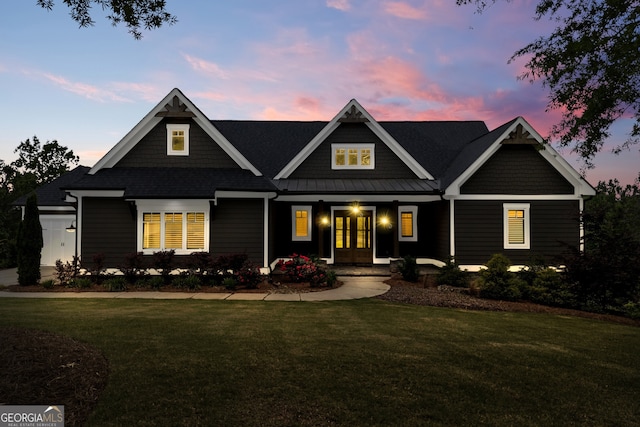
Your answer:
[210,199,264,265]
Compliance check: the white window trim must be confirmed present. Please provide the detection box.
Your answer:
[331,143,375,169]
[136,200,209,254]
[398,205,418,242]
[167,124,190,156]
[503,203,530,249]
[291,205,312,241]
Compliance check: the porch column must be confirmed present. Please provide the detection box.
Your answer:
[392,200,399,258]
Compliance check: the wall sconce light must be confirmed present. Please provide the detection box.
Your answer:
[320,216,330,226]
[378,215,392,230]
[66,221,76,232]
[351,204,361,215]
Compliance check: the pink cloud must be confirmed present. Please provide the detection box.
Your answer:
[183,54,229,79]
[327,0,351,11]
[40,73,131,103]
[382,1,428,20]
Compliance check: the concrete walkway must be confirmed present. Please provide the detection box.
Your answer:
[0,268,390,301]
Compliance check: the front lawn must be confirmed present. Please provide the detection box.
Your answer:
[1,298,639,426]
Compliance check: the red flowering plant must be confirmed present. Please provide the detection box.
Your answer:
[235,262,263,289]
[276,254,327,287]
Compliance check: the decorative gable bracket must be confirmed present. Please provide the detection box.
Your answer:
[338,104,369,123]
[155,95,196,118]
[501,124,541,146]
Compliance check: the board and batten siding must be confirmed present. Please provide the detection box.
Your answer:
[461,145,574,195]
[454,199,580,265]
[289,123,418,179]
[81,197,137,266]
[115,119,241,169]
[210,198,264,265]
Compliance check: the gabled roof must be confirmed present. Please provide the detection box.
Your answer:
[273,99,434,180]
[90,88,262,176]
[444,117,596,196]
[13,165,91,207]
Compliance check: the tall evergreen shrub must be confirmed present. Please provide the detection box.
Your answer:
[16,193,43,286]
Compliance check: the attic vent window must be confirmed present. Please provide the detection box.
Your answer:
[332,144,374,169]
[167,124,190,156]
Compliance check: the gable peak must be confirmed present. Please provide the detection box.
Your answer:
[338,102,369,123]
[155,95,196,118]
[501,122,540,146]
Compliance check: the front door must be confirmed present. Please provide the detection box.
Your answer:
[334,210,373,264]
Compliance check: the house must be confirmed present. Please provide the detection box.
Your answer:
[22,88,596,271]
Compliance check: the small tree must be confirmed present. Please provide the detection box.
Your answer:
[16,194,43,286]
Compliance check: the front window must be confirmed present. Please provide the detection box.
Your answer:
[398,206,418,242]
[292,206,312,241]
[138,201,208,254]
[167,124,190,156]
[504,203,530,249]
[332,144,375,169]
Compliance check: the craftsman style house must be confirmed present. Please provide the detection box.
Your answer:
[28,88,595,270]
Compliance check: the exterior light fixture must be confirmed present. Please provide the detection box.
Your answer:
[379,215,391,229]
[351,205,360,214]
[66,221,76,232]
[320,216,330,226]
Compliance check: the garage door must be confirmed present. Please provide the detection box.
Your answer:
[40,215,76,266]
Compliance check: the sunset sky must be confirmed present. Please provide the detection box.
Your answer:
[1,1,638,185]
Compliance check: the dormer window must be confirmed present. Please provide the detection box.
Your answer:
[167,124,190,156]
[332,144,374,169]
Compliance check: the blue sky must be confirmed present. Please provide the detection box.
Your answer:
[2,0,638,185]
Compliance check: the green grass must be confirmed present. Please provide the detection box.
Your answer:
[1,298,639,426]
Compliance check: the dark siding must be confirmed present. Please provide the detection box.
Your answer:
[461,145,574,194]
[116,119,241,169]
[81,197,136,266]
[289,123,418,179]
[211,199,264,265]
[454,199,580,265]
[272,202,318,259]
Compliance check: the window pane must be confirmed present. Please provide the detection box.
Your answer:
[143,213,161,249]
[401,212,413,237]
[186,212,205,249]
[335,149,345,166]
[508,210,525,244]
[172,130,185,151]
[356,216,371,249]
[361,149,370,166]
[295,210,308,237]
[348,149,358,165]
[164,213,183,248]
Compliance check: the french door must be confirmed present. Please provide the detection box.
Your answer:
[334,210,373,264]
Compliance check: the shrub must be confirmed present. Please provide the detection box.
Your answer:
[41,279,55,289]
[435,257,469,287]
[276,254,327,284]
[85,252,107,284]
[187,252,212,277]
[222,277,237,290]
[55,256,79,286]
[152,250,175,284]
[236,263,263,289]
[173,275,201,291]
[145,276,165,290]
[325,270,338,287]
[16,193,42,286]
[68,277,92,289]
[398,255,419,282]
[478,254,526,301]
[212,253,249,275]
[528,268,575,307]
[119,252,147,283]
[104,277,127,292]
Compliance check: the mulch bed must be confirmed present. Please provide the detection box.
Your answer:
[378,275,640,327]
